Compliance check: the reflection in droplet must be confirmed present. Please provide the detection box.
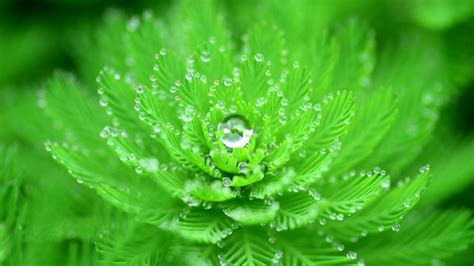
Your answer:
[218,115,253,149]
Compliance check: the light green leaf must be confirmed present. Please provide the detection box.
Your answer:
[221,199,279,225]
[274,191,319,231]
[328,88,398,176]
[317,171,387,220]
[328,18,375,93]
[176,208,234,243]
[324,169,430,241]
[277,229,353,265]
[221,228,277,266]
[357,210,474,265]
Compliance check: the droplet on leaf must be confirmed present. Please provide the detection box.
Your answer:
[217,115,253,149]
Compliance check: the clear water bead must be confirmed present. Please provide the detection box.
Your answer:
[217,115,253,149]
[346,251,357,260]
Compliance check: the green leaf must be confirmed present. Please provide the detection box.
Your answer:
[328,18,375,93]
[176,0,230,54]
[280,64,312,112]
[221,199,279,225]
[187,179,237,202]
[124,11,166,84]
[367,38,446,172]
[175,208,234,243]
[95,220,171,265]
[274,191,319,231]
[169,242,219,266]
[324,169,430,241]
[43,72,105,145]
[0,146,26,266]
[221,228,277,266]
[328,88,398,176]
[357,210,474,265]
[417,136,474,206]
[277,229,353,265]
[309,31,339,101]
[239,54,271,102]
[304,90,355,152]
[96,183,180,226]
[316,171,387,220]
[245,22,287,75]
[97,67,144,131]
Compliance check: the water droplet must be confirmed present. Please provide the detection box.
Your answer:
[391,223,400,232]
[135,86,144,94]
[99,99,108,107]
[419,164,430,173]
[127,17,140,31]
[223,78,232,87]
[256,97,266,107]
[373,167,381,174]
[254,53,264,62]
[325,235,334,243]
[135,167,143,174]
[381,178,390,189]
[336,213,344,221]
[139,157,158,172]
[238,162,248,174]
[223,177,232,187]
[200,51,211,62]
[346,251,357,260]
[217,115,253,149]
[309,189,321,200]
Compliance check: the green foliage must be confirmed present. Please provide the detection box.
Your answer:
[1,0,473,265]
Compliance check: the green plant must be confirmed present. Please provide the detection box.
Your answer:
[1,0,473,265]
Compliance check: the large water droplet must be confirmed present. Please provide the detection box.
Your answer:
[217,115,253,149]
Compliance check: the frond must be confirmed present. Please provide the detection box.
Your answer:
[323,169,430,241]
[221,227,277,266]
[357,210,474,265]
[277,229,353,265]
[0,146,25,265]
[175,207,235,244]
[328,88,398,176]
[95,220,171,265]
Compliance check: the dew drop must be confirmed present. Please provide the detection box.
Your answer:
[254,53,264,62]
[256,97,266,107]
[346,251,357,260]
[217,115,253,149]
[200,51,211,63]
[391,223,400,232]
[99,99,108,107]
[238,162,248,174]
[223,177,232,187]
[308,189,321,200]
[223,78,232,87]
